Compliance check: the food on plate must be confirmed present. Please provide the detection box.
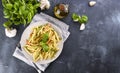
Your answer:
[24,23,61,62]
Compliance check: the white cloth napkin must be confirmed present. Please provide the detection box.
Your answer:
[13,12,70,72]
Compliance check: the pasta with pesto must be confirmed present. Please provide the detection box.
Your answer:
[24,23,61,62]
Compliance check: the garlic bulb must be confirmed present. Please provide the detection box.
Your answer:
[89,1,96,7]
[5,28,17,38]
[40,0,50,10]
[45,1,50,9]
[80,23,85,30]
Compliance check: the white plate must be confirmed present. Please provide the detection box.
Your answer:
[20,21,63,64]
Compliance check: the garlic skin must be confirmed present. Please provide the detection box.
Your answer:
[5,28,17,38]
[89,1,96,7]
[80,23,85,30]
[40,0,50,10]
[45,1,50,9]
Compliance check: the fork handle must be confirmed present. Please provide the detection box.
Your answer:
[37,69,42,73]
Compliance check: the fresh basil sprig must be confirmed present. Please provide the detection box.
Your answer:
[72,13,88,24]
[72,13,88,30]
[40,42,49,52]
[40,33,49,52]
[2,0,40,28]
[72,13,80,22]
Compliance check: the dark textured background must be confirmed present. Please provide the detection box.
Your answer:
[0,0,120,73]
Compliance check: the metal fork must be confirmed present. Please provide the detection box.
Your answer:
[17,43,42,73]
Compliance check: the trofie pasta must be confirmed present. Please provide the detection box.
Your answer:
[24,23,61,62]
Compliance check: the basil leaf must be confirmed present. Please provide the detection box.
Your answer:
[3,21,12,28]
[14,2,19,11]
[27,12,32,23]
[42,33,49,43]
[2,0,6,7]
[23,18,26,25]
[4,15,10,18]
[5,4,13,10]
[34,3,40,8]
[19,6,25,15]
[43,44,49,52]
[40,42,49,52]
[23,10,29,16]
[14,20,20,25]
[72,13,81,22]
[14,2,19,7]
[79,15,88,24]
[3,9,9,15]
[29,4,34,10]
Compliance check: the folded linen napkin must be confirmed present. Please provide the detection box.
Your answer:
[13,12,70,72]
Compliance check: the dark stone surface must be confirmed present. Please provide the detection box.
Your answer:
[0,0,120,73]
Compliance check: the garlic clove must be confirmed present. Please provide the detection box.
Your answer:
[89,1,96,7]
[80,23,85,30]
[5,28,17,38]
[40,0,50,10]
[40,3,47,10]
[45,1,50,9]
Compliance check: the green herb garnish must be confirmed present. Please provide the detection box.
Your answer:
[2,0,40,28]
[41,33,49,43]
[72,13,88,24]
[79,15,88,24]
[40,42,49,52]
[40,33,49,52]
[72,13,81,22]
